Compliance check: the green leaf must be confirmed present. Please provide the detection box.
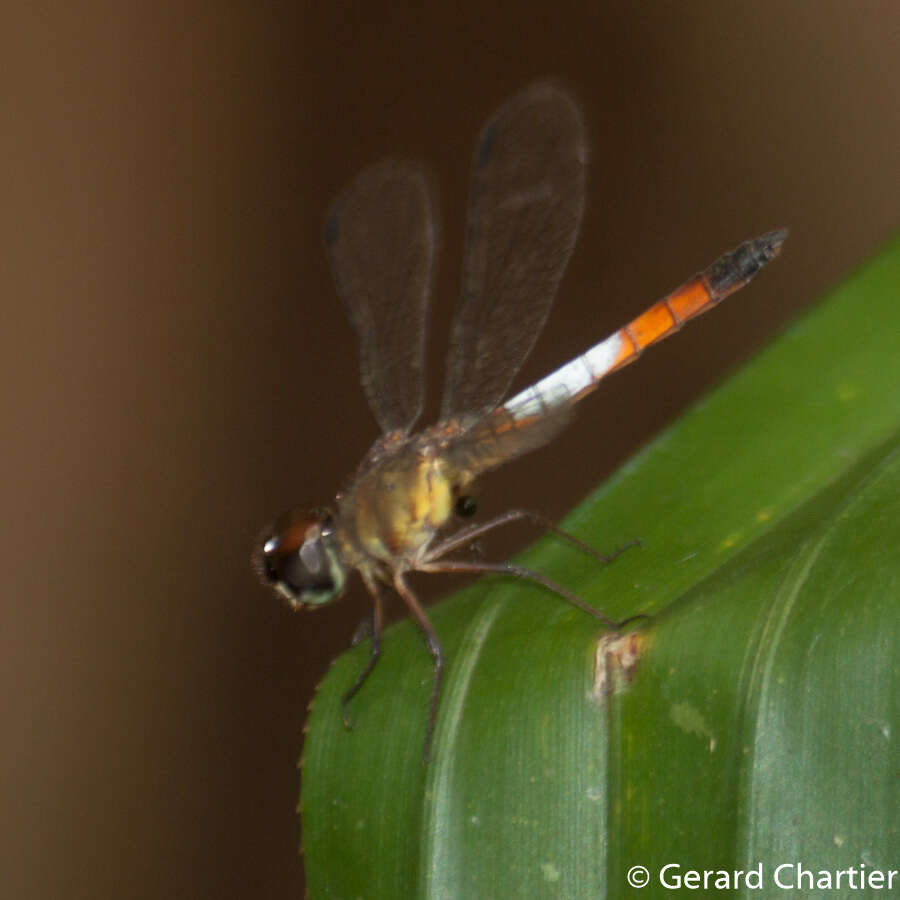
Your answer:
[301,237,900,898]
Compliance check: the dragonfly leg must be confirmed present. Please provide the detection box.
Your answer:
[425,507,642,566]
[424,508,536,558]
[497,510,642,565]
[393,571,443,762]
[341,579,384,729]
[418,558,620,629]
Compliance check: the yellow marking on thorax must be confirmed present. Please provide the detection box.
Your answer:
[392,455,453,552]
[352,453,455,565]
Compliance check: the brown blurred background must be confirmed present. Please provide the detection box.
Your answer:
[2,2,897,897]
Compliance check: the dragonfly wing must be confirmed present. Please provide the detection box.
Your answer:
[440,82,587,421]
[324,161,434,435]
[441,402,575,484]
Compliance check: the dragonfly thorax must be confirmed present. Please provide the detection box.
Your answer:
[338,436,467,572]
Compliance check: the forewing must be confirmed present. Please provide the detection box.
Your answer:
[441,82,587,421]
[324,161,434,435]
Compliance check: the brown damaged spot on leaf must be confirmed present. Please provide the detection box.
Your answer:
[592,629,647,703]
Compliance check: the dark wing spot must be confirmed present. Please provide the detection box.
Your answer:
[475,121,496,168]
[323,211,340,245]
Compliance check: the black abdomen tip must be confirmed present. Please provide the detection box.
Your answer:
[737,229,789,270]
[755,228,789,259]
[708,228,789,293]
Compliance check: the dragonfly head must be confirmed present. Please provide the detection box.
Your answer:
[253,508,346,609]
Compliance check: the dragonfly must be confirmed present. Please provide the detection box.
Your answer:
[254,82,786,757]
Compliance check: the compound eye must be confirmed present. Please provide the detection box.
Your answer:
[254,508,345,607]
[274,538,334,595]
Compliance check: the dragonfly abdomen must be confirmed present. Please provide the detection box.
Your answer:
[502,230,787,422]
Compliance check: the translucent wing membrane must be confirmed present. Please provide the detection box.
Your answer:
[440,82,587,421]
[324,162,434,435]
